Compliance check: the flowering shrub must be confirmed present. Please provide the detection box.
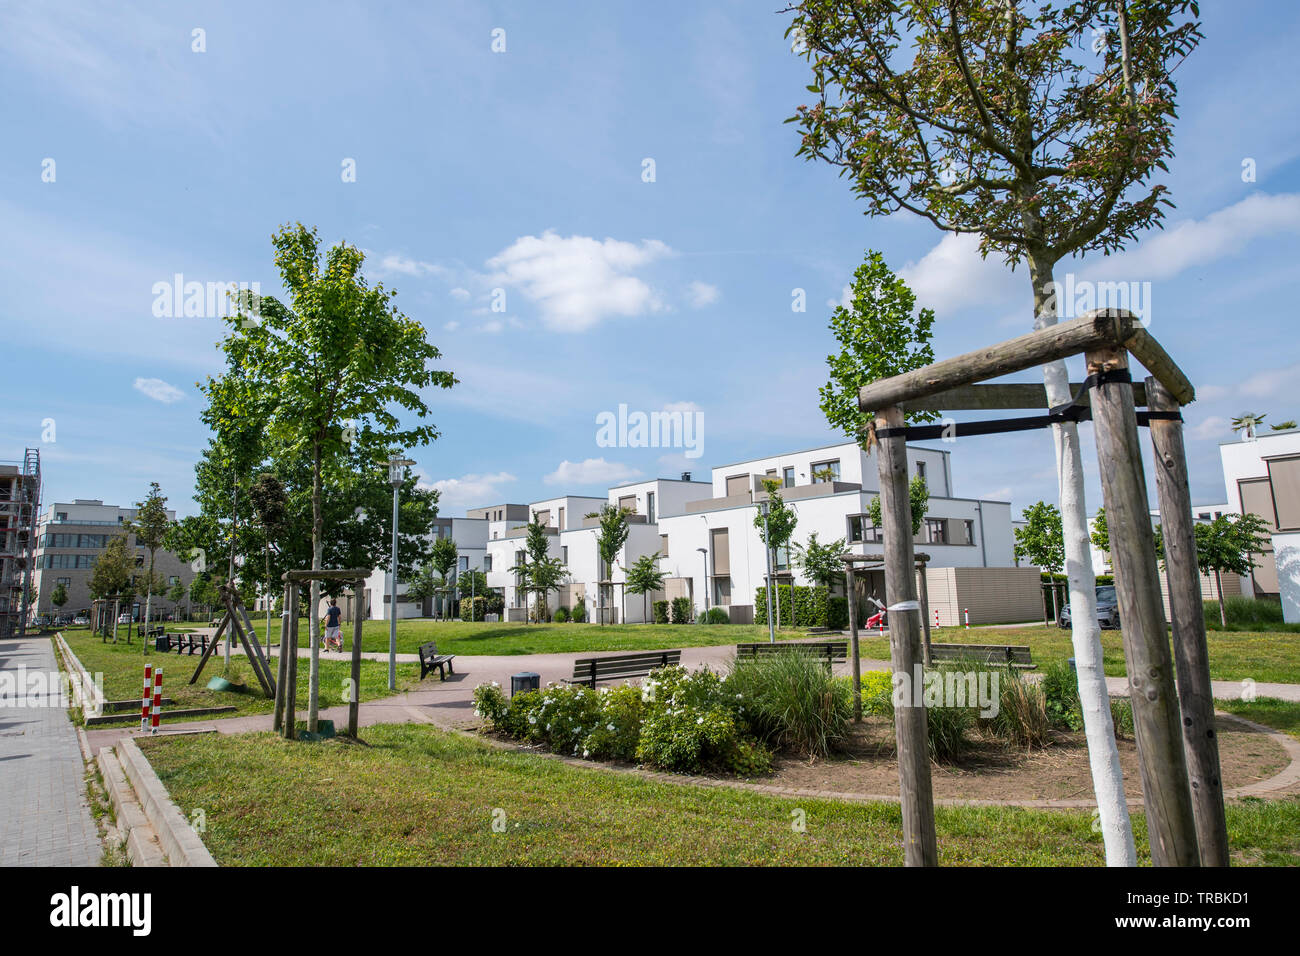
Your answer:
[859,670,894,717]
[473,665,771,775]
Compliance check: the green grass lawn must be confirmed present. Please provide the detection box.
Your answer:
[859,625,1300,685]
[140,722,1300,866]
[59,632,421,724]
[1218,698,1300,740]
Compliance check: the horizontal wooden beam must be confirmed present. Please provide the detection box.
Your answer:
[858,310,1138,412]
[903,381,1148,412]
[281,568,370,582]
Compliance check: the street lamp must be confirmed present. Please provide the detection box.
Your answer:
[696,546,709,617]
[758,500,775,643]
[385,455,415,691]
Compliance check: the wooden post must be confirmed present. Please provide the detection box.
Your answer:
[917,560,932,666]
[273,585,290,732]
[875,405,938,866]
[349,582,364,737]
[845,562,861,722]
[1147,375,1230,866]
[1087,347,1198,866]
[285,581,299,740]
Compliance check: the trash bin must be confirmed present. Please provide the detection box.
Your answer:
[155,634,170,653]
[511,672,540,697]
[1068,657,1076,674]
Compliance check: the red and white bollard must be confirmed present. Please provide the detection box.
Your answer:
[141,664,152,732]
[963,608,970,629]
[150,667,163,734]
[934,608,941,630]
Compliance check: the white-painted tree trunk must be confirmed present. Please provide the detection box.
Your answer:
[1030,253,1137,867]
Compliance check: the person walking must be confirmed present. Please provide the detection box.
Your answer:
[323,599,344,653]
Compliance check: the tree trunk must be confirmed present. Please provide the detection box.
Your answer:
[1216,569,1227,627]
[1028,249,1136,866]
[308,440,323,732]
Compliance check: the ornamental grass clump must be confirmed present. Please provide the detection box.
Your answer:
[724,650,851,758]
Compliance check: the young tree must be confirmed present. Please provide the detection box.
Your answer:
[791,532,847,592]
[128,482,172,645]
[1091,507,1110,555]
[1015,501,1066,620]
[1195,513,1271,627]
[509,514,561,622]
[205,223,455,732]
[167,579,187,620]
[788,0,1202,867]
[405,561,439,616]
[88,534,136,640]
[624,553,668,624]
[868,475,930,537]
[586,505,632,625]
[50,583,68,616]
[820,250,937,446]
[430,536,459,618]
[248,471,288,643]
[754,479,799,626]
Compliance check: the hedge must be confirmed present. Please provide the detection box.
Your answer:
[753,584,831,628]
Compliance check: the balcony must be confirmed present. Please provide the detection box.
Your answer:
[686,480,862,513]
[581,513,649,528]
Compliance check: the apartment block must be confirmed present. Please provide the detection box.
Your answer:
[0,450,41,638]
[1220,428,1300,619]
[31,499,194,620]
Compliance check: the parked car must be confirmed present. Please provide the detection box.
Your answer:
[72,615,89,626]
[1058,585,1121,629]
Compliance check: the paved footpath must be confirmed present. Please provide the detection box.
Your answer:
[0,637,101,866]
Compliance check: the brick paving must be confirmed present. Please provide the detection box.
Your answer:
[0,637,101,866]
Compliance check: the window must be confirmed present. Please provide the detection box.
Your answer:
[916,461,927,480]
[56,577,71,587]
[458,556,469,571]
[775,545,791,571]
[660,534,669,556]
[44,554,92,569]
[646,492,655,524]
[782,466,795,488]
[483,555,492,571]
[712,576,732,607]
[561,546,568,564]
[56,512,67,521]
[962,520,975,545]
[848,515,882,543]
[168,575,180,586]
[1197,512,1210,520]
[811,460,840,483]
[925,519,947,544]
[558,507,565,529]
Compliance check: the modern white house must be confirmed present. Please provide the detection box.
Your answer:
[363,513,500,621]
[477,440,1040,626]
[1219,428,1300,616]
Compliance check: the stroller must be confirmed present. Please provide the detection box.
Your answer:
[863,594,888,631]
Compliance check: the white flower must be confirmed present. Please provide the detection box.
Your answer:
[607,723,615,731]
[582,749,590,757]
[528,715,537,725]
[697,716,704,725]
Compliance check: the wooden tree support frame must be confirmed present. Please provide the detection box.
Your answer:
[187,583,277,699]
[273,569,368,740]
[856,309,1219,868]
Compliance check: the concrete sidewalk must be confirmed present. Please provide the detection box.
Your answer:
[0,637,101,866]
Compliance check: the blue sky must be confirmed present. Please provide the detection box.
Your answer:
[2,0,1299,520]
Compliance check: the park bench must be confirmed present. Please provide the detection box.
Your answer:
[566,650,682,689]
[735,640,848,667]
[418,641,457,681]
[173,633,211,656]
[927,643,1035,669]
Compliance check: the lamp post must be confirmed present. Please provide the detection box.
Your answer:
[470,564,476,621]
[758,500,775,643]
[696,546,709,617]
[385,455,415,691]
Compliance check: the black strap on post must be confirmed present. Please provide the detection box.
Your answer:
[875,370,1182,441]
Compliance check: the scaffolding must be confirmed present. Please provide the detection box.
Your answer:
[0,448,41,639]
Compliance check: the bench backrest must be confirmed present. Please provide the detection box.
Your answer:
[570,650,682,686]
[928,643,1032,665]
[418,641,440,660]
[735,641,849,663]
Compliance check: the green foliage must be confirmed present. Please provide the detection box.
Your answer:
[430,535,458,579]
[753,585,831,628]
[570,601,586,623]
[790,532,846,590]
[1205,597,1287,632]
[553,606,570,623]
[701,607,730,625]
[867,476,929,537]
[404,562,439,605]
[753,480,798,557]
[1091,507,1109,554]
[670,596,694,624]
[1195,513,1271,579]
[50,583,68,609]
[1040,659,1084,731]
[88,534,136,603]
[787,2,1203,268]
[1015,501,1065,574]
[652,600,670,624]
[820,250,937,439]
[827,596,849,631]
[991,671,1051,749]
[858,671,894,718]
[1110,697,1135,738]
[587,505,632,624]
[459,593,503,622]
[725,651,852,757]
[624,553,668,624]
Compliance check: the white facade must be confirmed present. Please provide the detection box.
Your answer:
[1221,428,1300,600]
[364,515,492,620]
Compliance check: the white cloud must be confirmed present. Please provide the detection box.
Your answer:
[544,458,642,487]
[1091,193,1300,282]
[443,320,459,332]
[686,280,719,307]
[422,471,517,508]
[1240,361,1300,400]
[449,287,470,300]
[898,232,1023,317]
[479,319,503,334]
[133,377,184,404]
[1189,416,1231,441]
[486,231,672,332]
[366,252,449,280]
